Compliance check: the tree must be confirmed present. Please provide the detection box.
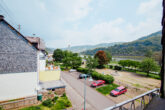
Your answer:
[105,51,112,63]
[145,50,153,58]
[53,49,64,62]
[153,51,162,66]
[94,50,108,68]
[139,58,159,76]
[85,55,98,72]
[62,51,82,69]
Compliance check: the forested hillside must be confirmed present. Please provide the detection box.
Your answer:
[81,31,162,56]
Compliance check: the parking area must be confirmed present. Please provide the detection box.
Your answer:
[67,70,151,108]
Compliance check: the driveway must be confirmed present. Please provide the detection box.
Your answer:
[61,71,115,110]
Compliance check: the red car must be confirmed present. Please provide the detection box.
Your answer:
[91,80,105,87]
[110,86,127,96]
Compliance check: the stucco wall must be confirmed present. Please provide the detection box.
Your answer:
[39,71,60,82]
[0,72,38,101]
[0,21,37,73]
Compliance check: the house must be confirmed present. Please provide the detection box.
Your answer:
[25,37,46,71]
[0,15,39,102]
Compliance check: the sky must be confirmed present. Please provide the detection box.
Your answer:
[0,0,162,48]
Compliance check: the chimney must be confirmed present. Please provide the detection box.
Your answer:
[0,15,4,20]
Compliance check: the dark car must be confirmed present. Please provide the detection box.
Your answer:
[91,80,105,87]
[79,74,90,79]
[110,86,127,97]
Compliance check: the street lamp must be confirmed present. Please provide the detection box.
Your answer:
[84,75,93,110]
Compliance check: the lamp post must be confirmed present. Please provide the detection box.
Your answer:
[84,75,93,110]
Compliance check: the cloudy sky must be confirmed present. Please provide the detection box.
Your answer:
[0,0,162,48]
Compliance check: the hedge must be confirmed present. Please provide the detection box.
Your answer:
[77,67,114,84]
[109,65,113,69]
[114,66,122,70]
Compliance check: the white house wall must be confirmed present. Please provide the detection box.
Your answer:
[0,72,38,101]
[38,51,46,71]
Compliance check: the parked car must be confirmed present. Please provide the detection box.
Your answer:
[110,86,127,97]
[69,69,77,72]
[91,80,105,87]
[79,74,90,79]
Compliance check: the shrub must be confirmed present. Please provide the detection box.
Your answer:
[77,67,90,73]
[109,65,113,69]
[61,93,66,97]
[0,107,3,110]
[77,67,114,84]
[52,95,72,110]
[91,71,114,84]
[52,96,58,103]
[42,99,53,107]
[114,66,122,70]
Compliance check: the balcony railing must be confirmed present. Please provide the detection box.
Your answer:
[104,88,160,110]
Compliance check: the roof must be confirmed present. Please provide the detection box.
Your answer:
[40,80,65,90]
[25,36,45,50]
[0,15,38,50]
[117,86,125,90]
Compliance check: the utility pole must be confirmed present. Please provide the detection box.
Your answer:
[84,77,86,110]
[17,24,21,32]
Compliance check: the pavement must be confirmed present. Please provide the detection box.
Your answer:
[61,71,115,110]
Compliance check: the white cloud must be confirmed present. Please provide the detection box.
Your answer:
[137,0,161,15]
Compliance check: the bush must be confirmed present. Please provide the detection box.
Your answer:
[0,107,3,110]
[109,65,113,69]
[77,67,90,73]
[42,99,53,107]
[61,93,66,97]
[53,95,72,110]
[91,71,114,84]
[114,66,122,70]
[77,67,114,84]
[52,96,58,103]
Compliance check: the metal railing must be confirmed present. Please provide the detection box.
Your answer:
[104,88,160,110]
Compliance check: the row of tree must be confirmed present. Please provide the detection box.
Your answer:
[118,58,159,76]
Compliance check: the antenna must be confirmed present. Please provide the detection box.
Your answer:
[17,24,21,32]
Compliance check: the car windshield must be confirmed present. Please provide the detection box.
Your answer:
[114,89,120,92]
[95,81,100,84]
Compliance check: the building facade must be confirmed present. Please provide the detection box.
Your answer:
[0,16,38,101]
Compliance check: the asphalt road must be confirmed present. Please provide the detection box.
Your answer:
[61,71,115,110]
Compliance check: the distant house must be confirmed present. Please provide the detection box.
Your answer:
[0,15,39,101]
[26,37,46,71]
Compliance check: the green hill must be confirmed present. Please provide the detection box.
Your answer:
[61,42,123,53]
[81,31,162,56]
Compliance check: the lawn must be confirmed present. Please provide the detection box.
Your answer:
[96,84,119,95]
[20,93,71,110]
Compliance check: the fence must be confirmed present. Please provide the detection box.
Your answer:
[104,88,160,110]
[0,96,37,110]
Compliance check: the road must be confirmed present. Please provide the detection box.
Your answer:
[61,71,115,110]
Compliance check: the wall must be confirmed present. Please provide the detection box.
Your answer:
[38,51,46,71]
[0,72,38,101]
[39,71,60,82]
[0,21,37,73]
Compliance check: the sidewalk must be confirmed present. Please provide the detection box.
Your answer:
[62,78,95,110]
